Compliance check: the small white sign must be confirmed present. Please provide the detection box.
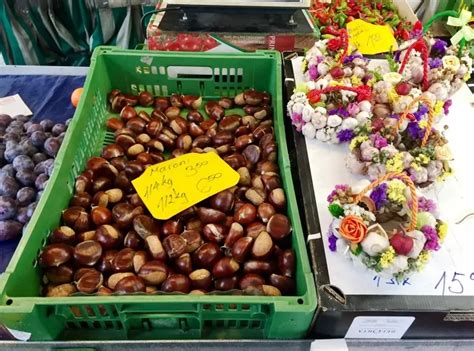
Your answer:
[0,94,32,117]
[311,339,348,351]
[345,316,415,339]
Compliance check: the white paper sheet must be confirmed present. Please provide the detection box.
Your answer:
[0,94,32,116]
[292,56,474,296]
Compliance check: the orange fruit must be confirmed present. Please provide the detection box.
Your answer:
[71,87,84,108]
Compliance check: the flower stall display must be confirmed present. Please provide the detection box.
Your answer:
[346,96,453,187]
[287,30,375,143]
[326,172,447,280]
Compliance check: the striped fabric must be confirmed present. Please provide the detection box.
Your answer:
[0,0,155,65]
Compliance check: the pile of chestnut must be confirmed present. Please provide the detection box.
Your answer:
[0,114,69,241]
[39,88,296,297]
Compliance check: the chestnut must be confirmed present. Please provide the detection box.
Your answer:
[110,157,127,171]
[114,275,146,293]
[234,203,257,225]
[189,269,212,290]
[77,230,96,242]
[111,95,127,113]
[237,167,251,186]
[245,188,266,206]
[234,134,254,150]
[124,230,143,249]
[180,230,202,253]
[105,188,123,203]
[197,207,226,224]
[199,119,217,131]
[193,242,221,270]
[76,270,103,294]
[169,116,188,135]
[95,224,122,249]
[269,274,295,295]
[278,249,296,277]
[136,133,151,145]
[62,207,89,233]
[124,161,145,180]
[266,214,291,240]
[73,240,102,266]
[262,285,281,296]
[212,131,233,147]
[242,115,257,127]
[257,203,276,223]
[145,235,167,261]
[191,135,211,149]
[175,253,193,275]
[214,276,238,291]
[120,106,137,121]
[231,236,253,263]
[138,260,168,285]
[165,106,181,119]
[176,134,192,151]
[212,257,239,279]
[261,175,281,193]
[49,226,76,245]
[123,94,139,106]
[133,250,149,273]
[102,144,125,160]
[235,125,251,137]
[218,97,234,109]
[147,139,165,152]
[243,260,274,275]
[163,234,187,259]
[138,91,154,107]
[92,191,108,208]
[251,231,273,259]
[239,273,265,290]
[157,132,175,149]
[138,110,151,123]
[75,173,91,193]
[223,153,246,170]
[38,244,73,267]
[161,274,191,293]
[70,192,92,209]
[112,248,135,272]
[242,145,261,165]
[91,206,112,226]
[45,264,74,284]
[246,222,266,239]
[46,283,77,297]
[127,143,145,158]
[112,203,143,229]
[146,120,164,137]
[154,97,170,111]
[182,95,202,109]
[91,177,113,193]
[74,268,98,281]
[162,219,183,237]
[188,123,205,139]
[108,89,121,104]
[224,222,244,248]
[185,218,202,232]
[126,117,146,134]
[133,215,159,239]
[107,272,134,289]
[187,110,204,123]
[96,249,118,273]
[218,115,240,132]
[202,223,227,244]
[209,190,234,213]
[170,93,183,107]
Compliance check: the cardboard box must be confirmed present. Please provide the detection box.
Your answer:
[146,2,318,52]
[282,51,474,339]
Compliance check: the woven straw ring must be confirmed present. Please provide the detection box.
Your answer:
[353,172,419,232]
[397,95,435,147]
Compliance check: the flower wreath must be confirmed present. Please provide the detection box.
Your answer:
[346,96,453,187]
[327,172,447,279]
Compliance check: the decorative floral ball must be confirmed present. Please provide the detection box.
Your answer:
[327,175,447,279]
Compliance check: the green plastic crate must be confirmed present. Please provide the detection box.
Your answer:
[0,47,317,341]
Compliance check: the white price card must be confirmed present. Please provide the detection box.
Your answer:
[311,339,348,351]
[345,316,415,339]
[0,94,32,116]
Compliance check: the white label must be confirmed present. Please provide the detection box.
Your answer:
[0,94,32,116]
[345,316,415,339]
[6,327,31,341]
[311,339,348,351]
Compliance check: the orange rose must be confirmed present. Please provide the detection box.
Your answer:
[339,215,368,244]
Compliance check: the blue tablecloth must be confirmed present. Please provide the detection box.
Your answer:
[0,74,86,273]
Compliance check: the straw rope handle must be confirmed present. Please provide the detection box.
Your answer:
[396,95,434,147]
[354,172,418,232]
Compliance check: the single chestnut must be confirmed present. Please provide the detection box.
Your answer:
[239,273,265,290]
[202,223,227,244]
[218,115,240,132]
[154,97,170,111]
[107,272,134,289]
[133,250,149,273]
[214,276,238,291]
[138,260,168,285]
[176,134,192,151]
[62,207,90,233]
[187,110,204,123]
[199,119,217,131]
[245,188,266,206]
[209,190,234,213]
[126,117,146,134]
[76,270,103,294]
[70,192,92,209]
[105,188,124,203]
[212,257,239,279]
[237,167,251,186]
[96,249,118,273]
[138,91,154,107]
[147,139,165,152]
[193,242,222,270]
[251,231,273,259]
[91,206,112,226]
[45,264,74,284]
[257,203,276,223]
[161,274,191,293]
[234,203,257,225]
[245,222,266,239]
[136,133,151,145]
[163,234,187,259]
[175,253,193,275]
[49,226,76,245]
[46,283,77,297]
[243,260,274,275]
[182,95,202,109]
[261,175,281,193]
[224,222,244,248]
[112,203,143,229]
[180,230,202,253]
[127,143,145,158]
[138,110,151,123]
[266,214,291,240]
[74,240,103,266]
[145,235,167,261]
[242,145,261,165]
[165,106,181,119]
[124,161,145,180]
[191,135,211,149]
[133,215,159,239]
[169,116,188,135]
[189,269,212,290]
[123,94,139,106]
[110,157,127,172]
[112,248,135,272]
[95,224,122,249]
[278,249,296,277]
[269,274,295,295]
[92,191,108,208]
[262,285,281,296]
[102,144,125,160]
[146,120,164,137]
[197,207,226,224]
[235,125,251,137]
[223,153,246,170]
[108,89,121,104]
[231,236,253,263]
[162,219,183,237]
[170,93,183,107]
[212,130,234,147]
[218,97,233,109]
[120,106,137,121]
[114,275,146,293]
[91,177,113,193]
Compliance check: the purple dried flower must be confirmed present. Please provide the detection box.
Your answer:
[443,99,452,115]
[431,39,448,57]
[329,108,350,118]
[407,122,424,140]
[370,183,388,210]
[328,232,338,252]
[422,225,440,251]
[337,129,355,142]
[343,53,363,64]
[414,104,429,120]
[371,134,388,149]
[418,196,437,213]
[309,64,318,80]
[429,57,443,69]
[394,51,402,63]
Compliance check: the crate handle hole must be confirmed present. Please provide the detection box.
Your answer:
[167,66,213,80]
[6,299,13,305]
[297,298,304,305]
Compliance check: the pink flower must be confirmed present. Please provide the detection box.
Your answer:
[347,103,360,117]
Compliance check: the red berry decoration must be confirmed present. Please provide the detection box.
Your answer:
[329,66,345,80]
[390,232,414,256]
[395,82,412,96]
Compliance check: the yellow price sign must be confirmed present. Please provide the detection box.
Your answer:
[347,19,398,55]
[132,152,240,220]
